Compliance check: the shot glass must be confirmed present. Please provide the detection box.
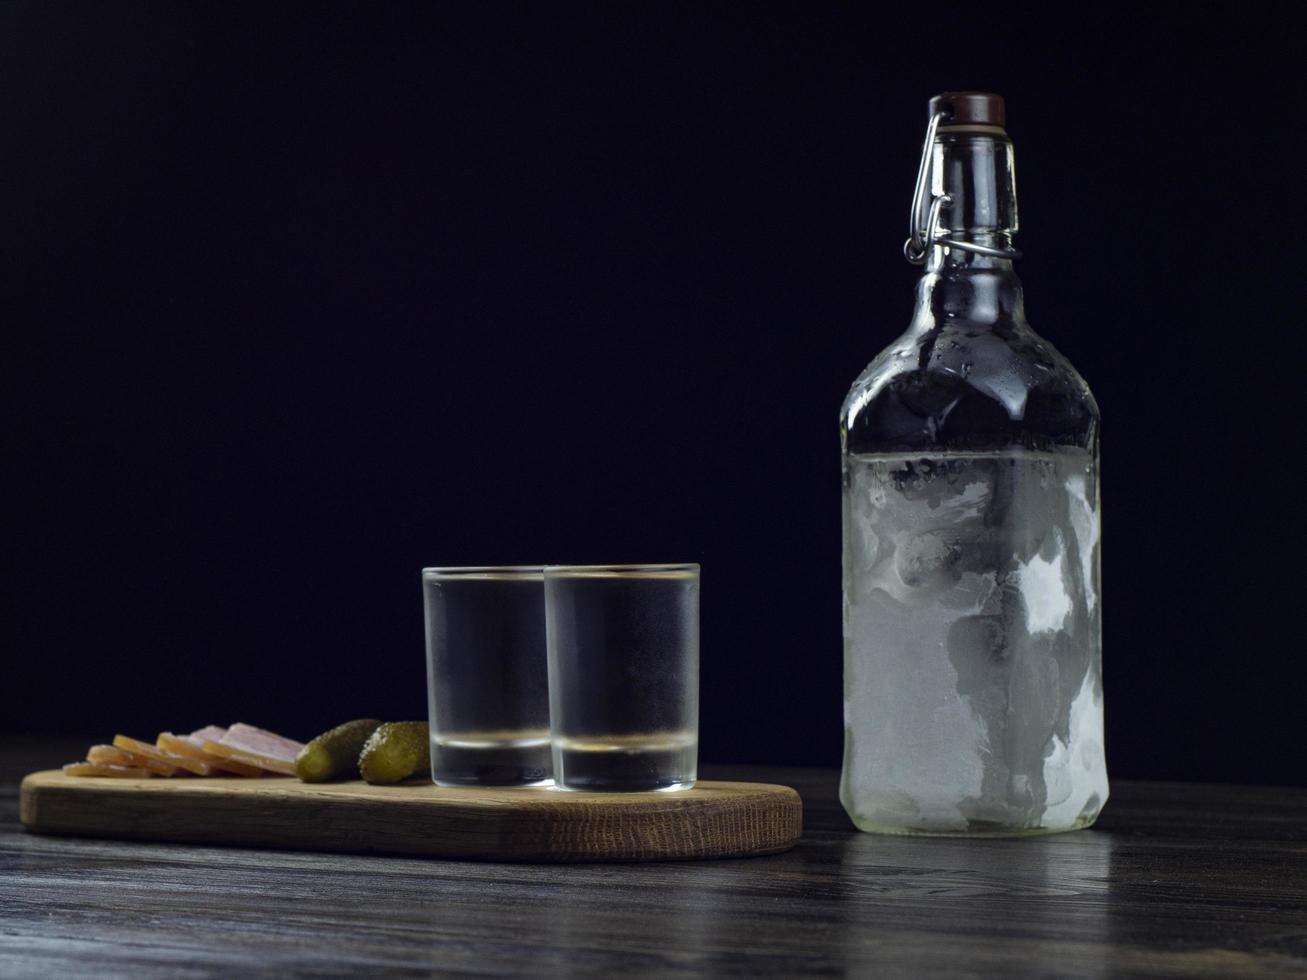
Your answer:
[423,566,552,786]
[544,563,699,791]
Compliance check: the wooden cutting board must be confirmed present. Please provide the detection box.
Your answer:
[19,771,802,863]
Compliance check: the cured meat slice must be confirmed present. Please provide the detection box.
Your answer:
[186,725,229,744]
[203,723,305,776]
[222,723,305,762]
[88,744,182,776]
[64,762,153,778]
[202,740,297,775]
[112,735,212,776]
[157,732,265,777]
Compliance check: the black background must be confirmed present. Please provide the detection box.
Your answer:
[4,4,1302,786]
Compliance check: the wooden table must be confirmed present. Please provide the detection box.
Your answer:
[2,737,1304,977]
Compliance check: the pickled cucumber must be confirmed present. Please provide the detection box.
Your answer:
[295,718,382,782]
[359,721,430,784]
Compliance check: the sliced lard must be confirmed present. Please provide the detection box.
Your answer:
[203,722,305,776]
[222,723,305,762]
[158,731,265,777]
[184,725,229,746]
[88,743,182,776]
[112,734,211,776]
[64,762,153,778]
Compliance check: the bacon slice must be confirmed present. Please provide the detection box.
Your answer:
[112,734,213,776]
[64,762,153,778]
[158,732,265,777]
[88,744,182,776]
[203,723,304,775]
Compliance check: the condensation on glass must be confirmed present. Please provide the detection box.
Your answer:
[545,564,699,792]
[840,93,1106,835]
[423,566,552,786]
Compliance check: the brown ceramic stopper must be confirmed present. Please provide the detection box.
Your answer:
[928,92,1006,128]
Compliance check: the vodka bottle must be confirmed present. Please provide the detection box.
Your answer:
[840,93,1106,835]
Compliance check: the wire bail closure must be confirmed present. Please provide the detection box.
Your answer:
[903,111,1022,265]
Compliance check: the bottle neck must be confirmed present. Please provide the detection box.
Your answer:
[915,129,1024,328]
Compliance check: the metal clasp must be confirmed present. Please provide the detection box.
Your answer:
[903,110,1022,265]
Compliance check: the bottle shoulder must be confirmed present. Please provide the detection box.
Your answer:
[841,320,1098,455]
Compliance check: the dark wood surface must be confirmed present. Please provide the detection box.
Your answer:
[2,737,1305,977]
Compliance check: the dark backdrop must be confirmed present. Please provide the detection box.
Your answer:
[4,4,1302,785]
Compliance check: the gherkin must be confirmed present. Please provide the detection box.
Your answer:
[295,719,382,782]
[359,722,430,785]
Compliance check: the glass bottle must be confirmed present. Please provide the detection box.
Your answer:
[839,93,1106,835]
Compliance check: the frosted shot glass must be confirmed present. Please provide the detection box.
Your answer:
[544,563,700,791]
[423,566,551,786]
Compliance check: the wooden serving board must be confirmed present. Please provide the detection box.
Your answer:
[19,771,802,863]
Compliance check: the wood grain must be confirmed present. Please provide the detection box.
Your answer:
[3,738,1305,977]
[18,770,802,862]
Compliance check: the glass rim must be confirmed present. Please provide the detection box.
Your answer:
[422,565,544,577]
[543,563,699,575]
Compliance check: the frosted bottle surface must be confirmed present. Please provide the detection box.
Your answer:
[841,450,1104,834]
[839,92,1106,834]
